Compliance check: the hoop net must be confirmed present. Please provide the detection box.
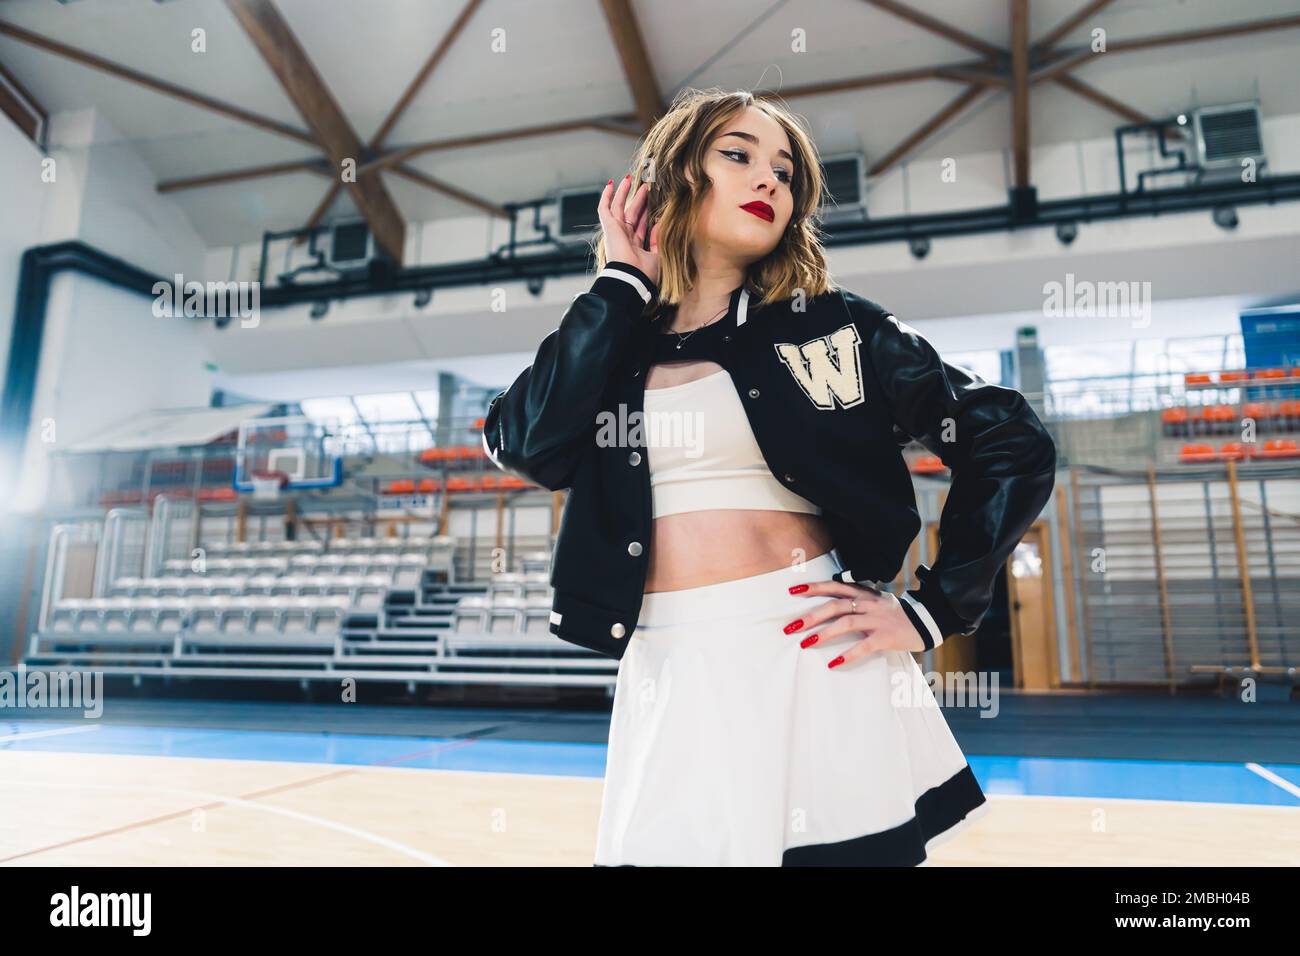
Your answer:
[250,469,290,500]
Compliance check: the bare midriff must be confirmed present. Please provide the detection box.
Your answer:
[642,358,836,593]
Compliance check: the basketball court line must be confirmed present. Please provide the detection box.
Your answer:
[2,718,1297,807]
[0,735,487,865]
[1246,762,1300,800]
[0,778,450,866]
[0,725,102,743]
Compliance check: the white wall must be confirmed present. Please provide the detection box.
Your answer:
[7,109,214,511]
[0,109,49,390]
[198,110,1300,395]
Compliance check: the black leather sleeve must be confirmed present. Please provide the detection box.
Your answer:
[481,261,658,491]
[860,303,1057,649]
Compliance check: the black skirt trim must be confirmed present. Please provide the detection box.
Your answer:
[782,763,987,866]
[594,763,987,867]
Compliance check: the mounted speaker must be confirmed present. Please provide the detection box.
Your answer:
[818,154,866,223]
[1193,102,1265,174]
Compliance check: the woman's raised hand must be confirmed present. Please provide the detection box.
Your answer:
[599,174,660,287]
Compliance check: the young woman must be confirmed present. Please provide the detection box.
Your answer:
[485,88,1056,866]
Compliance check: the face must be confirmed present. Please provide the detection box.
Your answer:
[689,105,796,266]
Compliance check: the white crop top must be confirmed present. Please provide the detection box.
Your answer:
[641,368,823,519]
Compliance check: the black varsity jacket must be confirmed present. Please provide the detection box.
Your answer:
[482,260,1058,661]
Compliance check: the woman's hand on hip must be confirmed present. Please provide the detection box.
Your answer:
[782,581,926,667]
[600,174,660,287]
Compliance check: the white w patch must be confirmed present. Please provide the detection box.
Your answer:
[773,323,866,410]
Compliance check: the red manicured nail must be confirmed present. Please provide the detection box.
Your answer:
[788,584,808,594]
[800,633,819,648]
[828,655,845,669]
[625,173,630,180]
[608,179,613,186]
[783,619,803,634]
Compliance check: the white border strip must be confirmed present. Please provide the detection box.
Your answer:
[596,266,652,303]
[0,725,102,743]
[1246,762,1300,800]
[900,592,945,647]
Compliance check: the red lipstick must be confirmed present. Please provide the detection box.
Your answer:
[741,201,774,222]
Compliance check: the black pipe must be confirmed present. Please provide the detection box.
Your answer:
[1,242,165,482]
[7,173,1300,480]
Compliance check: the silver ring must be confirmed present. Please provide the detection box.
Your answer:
[624,219,634,225]
[851,598,858,614]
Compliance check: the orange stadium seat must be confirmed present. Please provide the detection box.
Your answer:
[1160,407,1189,436]
[1178,443,1218,463]
[1258,439,1300,459]
[1218,442,1253,461]
[1194,405,1235,435]
[1279,400,1300,429]
[911,454,947,474]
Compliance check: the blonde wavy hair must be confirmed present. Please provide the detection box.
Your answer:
[593,87,838,312]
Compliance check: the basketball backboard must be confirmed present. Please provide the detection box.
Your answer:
[232,416,344,493]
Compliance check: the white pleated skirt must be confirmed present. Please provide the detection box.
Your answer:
[593,547,989,867]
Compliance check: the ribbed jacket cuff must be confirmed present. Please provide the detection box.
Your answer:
[590,260,658,313]
[903,566,970,650]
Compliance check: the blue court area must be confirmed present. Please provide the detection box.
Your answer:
[2,720,1298,807]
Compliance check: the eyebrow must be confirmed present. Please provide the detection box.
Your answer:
[717,131,795,165]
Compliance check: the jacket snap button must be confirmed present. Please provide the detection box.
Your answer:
[632,368,640,377]
[627,541,643,556]
[748,387,760,398]
[723,334,731,342]
[610,622,626,639]
[784,473,795,483]
[628,451,642,466]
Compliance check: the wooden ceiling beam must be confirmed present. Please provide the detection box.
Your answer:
[1105,12,1300,55]
[598,0,663,131]
[0,59,43,143]
[861,0,1003,60]
[1033,12,1300,83]
[298,0,485,240]
[152,114,642,195]
[0,19,316,146]
[933,62,1007,88]
[868,83,986,177]
[779,59,997,100]
[1051,74,1189,139]
[225,0,406,263]
[1010,0,1030,189]
[158,159,330,193]
[356,116,637,176]
[391,165,510,220]
[1032,0,1118,57]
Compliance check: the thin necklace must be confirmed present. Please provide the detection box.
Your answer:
[661,304,728,350]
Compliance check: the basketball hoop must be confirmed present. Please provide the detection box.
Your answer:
[250,469,290,500]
